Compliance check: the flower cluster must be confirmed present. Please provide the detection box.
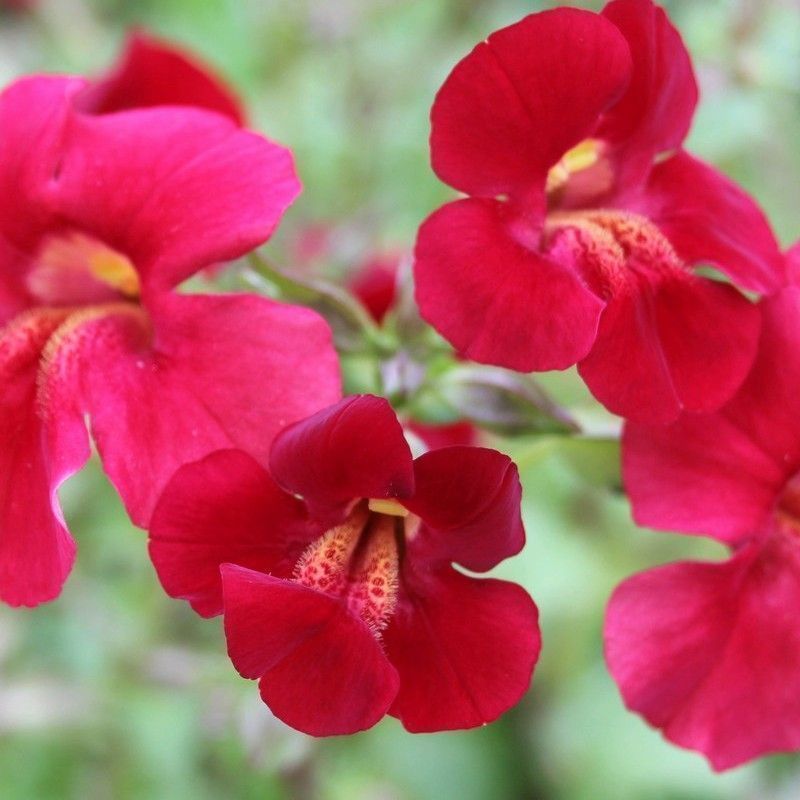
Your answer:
[1,0,797,768]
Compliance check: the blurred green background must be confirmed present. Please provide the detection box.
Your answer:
[1,0,799,798]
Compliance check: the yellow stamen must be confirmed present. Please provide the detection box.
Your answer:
[367,498,409,517]
[546,138,602,194]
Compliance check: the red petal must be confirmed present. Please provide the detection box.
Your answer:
[385,565,540,732]
[406,420,478,450]
[404,446,524,572]
[79,31,244,123]
[0,77,84,310]
[599,0,697,162]
[579,273,761,423]
[222,565,399,736]
[269,395,414,521]
[430,8,631,198]
[605,534,800,770]
[0,309,88,606]
[414,198,604,371]
[349,256,398,324]
[636,151,784,293]
[149,449,316,618]
[50,106,299,291]
[43,293,339,527]
[622,288,800,542]
[788,241,800,284]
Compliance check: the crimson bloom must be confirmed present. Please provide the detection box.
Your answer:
[606,288,800,769]
[148,395,539,735]
[414,0,783,423]
[0,76,340,607]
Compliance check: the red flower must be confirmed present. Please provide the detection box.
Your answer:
[414,0,783,423]
[148,395,539,735]
[606,288,800,769]
[0,76,340,607]
[77,30,244,123]
[348,254,399,325]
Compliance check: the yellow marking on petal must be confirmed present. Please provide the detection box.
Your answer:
[546,138,602,194]
[367,498,409,517]
[31,231,140,302]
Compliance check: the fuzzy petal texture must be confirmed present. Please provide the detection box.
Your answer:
[78,31,244,123]
[222,564,400,736]
[414,199,604,372]
[48,106,299,291]
[385,565,540,732]
[605,534,800,770]
[579,273,760,423]
[430,8,631,197]
[43,293,339,528]
[635,151,784,294]
[599,0,697,163]
[623,288,800,542]
[404,446,524,572]
[149,449,316,617]
[0,309,88,606]
[269,395,414,521]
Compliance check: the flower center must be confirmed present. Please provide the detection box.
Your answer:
[545,138,603,195]
[777,473,800,533]
[544,209,688,296]
[293,502,406,635]
[27,231,140,306]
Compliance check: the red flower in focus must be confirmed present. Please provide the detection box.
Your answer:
[0,77,340,607]
[77,30,244,123]
[606,288,800,769]
[414,0,784,423]
[148,395,539,735]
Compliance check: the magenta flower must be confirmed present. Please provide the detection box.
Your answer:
[0,76,340,607]
[414,0,783,423]
[148,395,539,735]
[606,288,800,769]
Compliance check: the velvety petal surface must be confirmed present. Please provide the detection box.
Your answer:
[430,8,631,197]
[43,293,339,527]
[414,198,604,371]
[0,309,88,606]
[385,565,540,732]
[78,31,244,123]
[599,0,697,162]
[635,151,784,293]
[222,565,400,736]
[623,288,800,541]
[404,446,524,572]
[149,449,316,617]
[49,106,299,291]
[579,273,760,423]
[605,534,800,770]
[269,395,414,521]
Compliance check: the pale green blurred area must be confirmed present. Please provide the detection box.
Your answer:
[0,1,799,798]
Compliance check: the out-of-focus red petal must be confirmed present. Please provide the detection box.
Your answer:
[0,309,88,606]
[49,106,299,291]
[623,288,800,542]
[634,151,784,293]
[579,274,760,423]
[414,198,604,371]
[78,31,244,123]
[787,242,800,284]
[599,0,697,164]
[349,256,398,324]
[149,449,317,618]
[406,420,478,450]
[430,8,631,198]
[269,395,413,521]
[385,565,540,732]
[222,564,399,736]
[605,534,800,770]
[43,293,339,527]
[403,446,524,572]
